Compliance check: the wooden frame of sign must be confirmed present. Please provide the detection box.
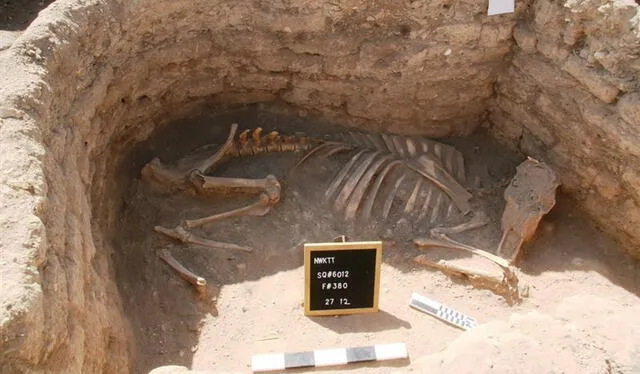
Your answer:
[304,241,382,316]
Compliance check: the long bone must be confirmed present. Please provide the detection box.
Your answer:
[158,248,207,295]
[429,211,490,236]
[191,123,239,174]
[414,234,512,269]
[155,174,280,247]
[414,233,522,303]
[184,193,275,228]
[413,255,522,304]
[183,174,281,228]
[154,225,252,252]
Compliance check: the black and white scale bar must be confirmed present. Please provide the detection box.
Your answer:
[251,342,407,372]
[409,292,477,331]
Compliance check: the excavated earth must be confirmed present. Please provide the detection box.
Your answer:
[1,0,640,373]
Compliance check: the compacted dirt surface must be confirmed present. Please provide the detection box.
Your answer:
[114,105,640,373]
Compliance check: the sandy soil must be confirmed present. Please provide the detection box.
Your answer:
[114,105,640,373]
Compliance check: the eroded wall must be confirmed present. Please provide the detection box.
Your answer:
[489,0,640,257]
[0,2,133,373]
[108,0,522,138]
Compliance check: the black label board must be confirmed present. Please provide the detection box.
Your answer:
[304,241,382,316]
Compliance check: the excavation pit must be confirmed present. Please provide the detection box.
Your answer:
[1,0,640,373]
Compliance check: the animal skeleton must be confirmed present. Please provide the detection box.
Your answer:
[142,123,520,299]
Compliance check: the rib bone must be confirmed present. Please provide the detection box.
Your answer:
[406,155,472,214]
[191,123,238,174]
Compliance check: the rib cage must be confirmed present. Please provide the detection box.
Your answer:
[296,130,471,228]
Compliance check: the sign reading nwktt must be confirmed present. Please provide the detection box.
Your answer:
[304,241,382,316]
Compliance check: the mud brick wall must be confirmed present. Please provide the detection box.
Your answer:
[115,0,524,138]
[489,0,640,257]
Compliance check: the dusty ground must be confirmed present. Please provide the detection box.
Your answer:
[114,105,640,373]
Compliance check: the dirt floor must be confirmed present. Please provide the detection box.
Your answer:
[113,105,640,373]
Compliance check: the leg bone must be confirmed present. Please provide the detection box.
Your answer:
[430,211,490,237]
[413,254,522,304]
[155,225,252,252]
[158,248,207,295]
[415,233,511,269]
[184,174,281,228]
[414,234,521,303]
[188,172,279,195]
[184,192,274,228]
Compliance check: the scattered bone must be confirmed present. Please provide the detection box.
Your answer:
[497,158,560,263]
[157,248,207,296]
[333,235,349,242]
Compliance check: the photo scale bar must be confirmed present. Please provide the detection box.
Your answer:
[409,292,477,331]
[251,342,408,372]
